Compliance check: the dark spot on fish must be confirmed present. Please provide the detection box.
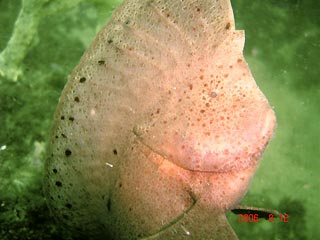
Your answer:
[53,169,58,174]
[125,19,130,25]
[61,116,65,120]
[107,39,113,44]
[65,203,73,209]
[69,117,75,122]
[55,181,62,187]
[74,97,80,102]
[79,77,86,83]
[98,60,105,65]
[61,133,67,138]
[65,149,72,156]
[226,22,231,30]
[113,149,118,155]
[107,198,112,211]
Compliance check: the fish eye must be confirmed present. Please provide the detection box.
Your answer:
[210,91,218,98]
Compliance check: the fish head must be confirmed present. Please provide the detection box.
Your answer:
[135,29,276,174]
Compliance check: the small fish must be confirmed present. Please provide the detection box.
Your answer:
[44,0,276,239]
[231,205,281,220]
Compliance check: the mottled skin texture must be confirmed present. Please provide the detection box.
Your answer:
[44,0,276,239]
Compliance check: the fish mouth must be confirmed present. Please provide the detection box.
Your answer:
[261,108,276,140]
[199,106,277,173]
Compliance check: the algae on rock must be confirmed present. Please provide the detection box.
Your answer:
[0,0,84,81]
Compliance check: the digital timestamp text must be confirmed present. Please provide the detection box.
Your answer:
[237,213,289,223]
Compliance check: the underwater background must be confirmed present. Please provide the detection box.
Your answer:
[0,0,319,239]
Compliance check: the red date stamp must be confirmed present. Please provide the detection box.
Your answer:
[237,213,289,223]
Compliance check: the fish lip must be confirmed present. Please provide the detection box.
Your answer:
[261,108,276,139]
[198,106,276,173]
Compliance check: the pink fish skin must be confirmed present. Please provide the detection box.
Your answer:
[44,0,276,239]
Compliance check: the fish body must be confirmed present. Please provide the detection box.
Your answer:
[44,0,276,239]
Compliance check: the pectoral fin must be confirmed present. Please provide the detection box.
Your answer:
[141,203,238,240]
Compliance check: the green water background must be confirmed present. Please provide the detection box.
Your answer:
[0,0,319,239]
